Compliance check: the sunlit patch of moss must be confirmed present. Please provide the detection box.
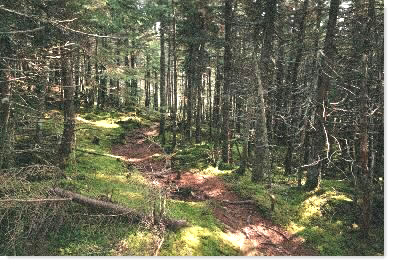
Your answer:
[299,191,352,222]
[111,230,159,256]
[161,225,239,256]
[159,199,240,256]
[200,165,233,177]
[76,116,120,128]
[287,221,305,234]
[119,191,144,201]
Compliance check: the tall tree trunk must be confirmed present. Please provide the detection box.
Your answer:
[74,48,81,112]
[357,0,375,238]
[154,71,159,111]
[58,54,76,170]
[185,47,194,142]
[94,38,99,108]
[0,39,12,169]
[208,68,212,141]
[34,69,48,145]
[305,0,340,190]
[222,0,234,163]
[195,73,202,144]
[159,0,167,145]
[303,0,323,179]
[238,96,253,175]
[252,0,276,184]
[213,61,222,148]
[130,41,138,110]
[145,56,151,109]
[86,53,93,107]
[284,0,309,177]
[172,0,178,150]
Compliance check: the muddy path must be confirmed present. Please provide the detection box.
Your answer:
[112,123,316,256]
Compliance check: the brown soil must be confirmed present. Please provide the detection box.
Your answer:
[112,123,317,256]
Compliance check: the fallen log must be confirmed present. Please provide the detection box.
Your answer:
[51,187,141,223]
[219,199,256,205]
[0,198,72,203]
[51,188,188,230]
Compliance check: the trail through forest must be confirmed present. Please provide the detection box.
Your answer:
[112,123,316,256]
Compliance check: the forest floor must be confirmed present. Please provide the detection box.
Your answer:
[111,122,316,256]
[4,109,381,256]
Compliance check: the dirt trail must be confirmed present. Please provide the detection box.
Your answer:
[112,123,316,256]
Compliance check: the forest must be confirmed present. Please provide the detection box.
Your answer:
[0,0,384,256]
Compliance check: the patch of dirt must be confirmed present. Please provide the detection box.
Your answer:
[111,123,317,256]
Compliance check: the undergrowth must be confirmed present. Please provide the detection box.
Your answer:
[0,108,241,256]
[1,108,383,256]
[167,135,384,256]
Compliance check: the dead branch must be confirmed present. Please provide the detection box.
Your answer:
[0,198,71,203]
[50,188,188,230]
[219,199,256,205]
[51,187,141,222]
[154,236,165,256]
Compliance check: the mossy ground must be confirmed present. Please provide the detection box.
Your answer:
[30,108,240,256]
[208,166,383,256]
[2,109,383,256]
[163,130,383,256]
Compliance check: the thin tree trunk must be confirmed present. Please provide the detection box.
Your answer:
[305,0,340,190]
[154,71,159,111]
[172,0,178,150]
[222,0,234,163]
[58,54,76,170]
[0,45,12,169]
[159,0,167,145]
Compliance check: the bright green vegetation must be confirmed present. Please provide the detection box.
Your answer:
[213,168,383,256]
[165,139,383,256]
[17,109,240,256]
[1,109,383,256]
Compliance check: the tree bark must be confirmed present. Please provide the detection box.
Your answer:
[284,0,309,177]
[222,0,234,163]
[0,41,12,169]
[357,0,375,238]
[305,0,341,190]
[172,0,178,150]
[252,0,276,183]
[58,53,76,170]
[159,0,167,145]
[51,188,188,230]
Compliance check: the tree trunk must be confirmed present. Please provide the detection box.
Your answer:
[305,0,340,190]
[159,0,167,146]
[51,188,188,230]
[222,0,234,163]
[284,0,309,177]
[172,0,178,150]
[0,41,12,169]
[185,47,194,142]
[58,54,76,170]
[251,0,276,184]
[145,56,151,109]
[154,71,159,111]
[357,0,375,238]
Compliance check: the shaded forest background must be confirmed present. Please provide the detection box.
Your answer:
[0,0,384,256]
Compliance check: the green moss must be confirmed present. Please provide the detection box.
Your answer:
[172,144,212,171]
[161,200,239,256]
[33,109,241,256]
